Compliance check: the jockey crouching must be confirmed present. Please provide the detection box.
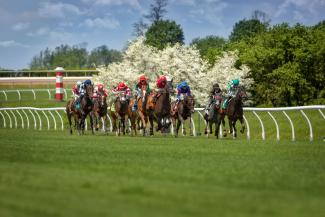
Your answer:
[72,80,82,101]
[172,81,192,115]
[153,75,167,102]
[112,82,132,103]
[132,75,150,111]
[93,83,109,99]
[222,79,240,109]
[205,83,222,114]
[75,79,92,109]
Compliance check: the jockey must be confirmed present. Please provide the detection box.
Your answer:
[112,82,132,102]
[155,75,167,90]
[205,83,222,114]
[93,83,108,99]
[152,75,167,102]
[172,81,192,113]
[75,79,92,109]
[222,78,240,109]
[72,81,82,100]
[132,75,151,111]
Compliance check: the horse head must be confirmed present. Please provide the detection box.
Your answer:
[118,91,127,104]
[213,94,223,110]
[236,87,248,101]
[184,94,195,113]
[141,85,147,102]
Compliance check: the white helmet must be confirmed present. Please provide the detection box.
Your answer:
[165,76,172,82]
[76,81,82,86]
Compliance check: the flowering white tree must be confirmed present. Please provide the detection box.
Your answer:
[94,37,252,105]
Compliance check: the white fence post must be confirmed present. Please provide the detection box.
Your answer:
[4,110,12,128]
[22,110,30,129]
[32,89,36,101]
[243,115,250,140]
[0,111,6,128]
[29,109,37,129]
[267,112,280,141]
[253,111,265,140]
[16,90,21,101]
[300,110,313,142]
[10,110,17,128]
[2,91,7,101]
[282,111,295,142]
[16,110,24,129]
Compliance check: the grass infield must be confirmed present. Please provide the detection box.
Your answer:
[0,129,325,217]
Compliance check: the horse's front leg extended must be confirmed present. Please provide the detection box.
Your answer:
[89,114,94,135]
[178,114,186,136]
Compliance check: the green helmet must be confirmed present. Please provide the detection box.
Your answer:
[232,79,239,86]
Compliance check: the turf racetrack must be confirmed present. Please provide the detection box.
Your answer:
[1,129,325,217]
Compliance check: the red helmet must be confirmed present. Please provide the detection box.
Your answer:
[139,75,147,82]
[98,84,103,90]
[118,82,126,89]
[160,76,167,81]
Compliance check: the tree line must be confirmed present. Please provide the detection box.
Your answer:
[30,44,122,70]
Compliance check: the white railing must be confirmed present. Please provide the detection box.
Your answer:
[0,107,113,132]
[1,89,71,101]
[1,106,325,141]
[195,105,325,141]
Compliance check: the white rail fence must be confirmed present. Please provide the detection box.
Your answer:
[1,89,72,101]
[0,106,325,141]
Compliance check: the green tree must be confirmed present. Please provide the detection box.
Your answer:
[145,20,184,50]
[232,23,325,106]
[190,35,227,66]
[88,45,122,67]
[229,19,268,42]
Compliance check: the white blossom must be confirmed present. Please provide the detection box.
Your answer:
[94,37,252,105]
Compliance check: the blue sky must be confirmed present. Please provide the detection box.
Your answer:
[1,0,325,69]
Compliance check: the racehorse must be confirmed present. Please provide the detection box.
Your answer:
[135,85,150,136]
[147,80,174,135]
[171,94,195,137]
[204,93,224,138]
[91,93,108,133]
[110,91,129,136]
[222,86,248,138]
[127,98,138,136]
[66,84,94,135]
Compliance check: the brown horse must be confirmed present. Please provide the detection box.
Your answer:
[171,94,195,137]
[66,84,94,135]
[204,93,224,138]
[91,93,108,133]
[127,98,138,136]
[146,81,174,135]
[222,86,248,138]
[135,85,150,136]
[110,91,129,136]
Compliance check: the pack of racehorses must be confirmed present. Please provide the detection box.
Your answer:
[66,82,247,139]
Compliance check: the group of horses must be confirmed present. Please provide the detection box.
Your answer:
[65,81,247,138]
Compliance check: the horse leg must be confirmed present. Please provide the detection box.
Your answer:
[239,116,245,134]
[179,115,186,136]
[189,116,194,136]
[67,112,73,134]
[233,118,238,138]
[89,114,94,135]
[176,118,182,137]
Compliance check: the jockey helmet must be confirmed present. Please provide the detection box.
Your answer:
[159,75,167,81]
[213,83,220,89]
[165,76,172,82]
[98,83,103,90]
[76,81,82,87]
[232,79,239,86]
[139,75,147,83]
[84,79,92,86]
[118,82,126,89]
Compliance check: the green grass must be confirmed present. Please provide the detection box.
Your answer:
[0,129,325,217]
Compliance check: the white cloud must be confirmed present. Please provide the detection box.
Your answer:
[82,16,120,29]
[38,2,83,18]
[82,0,141,9]
[27,27,50,37]
[12,22,30,31]
[0,40,29,48]
[275,0,325,17]
[187,0,228,26]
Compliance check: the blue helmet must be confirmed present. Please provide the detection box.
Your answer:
[84,79,92,86]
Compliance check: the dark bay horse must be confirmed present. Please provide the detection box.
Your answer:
[66,84,94,135]
[171,94,195,137]
[110,91,129,136]
[222,86,248,138]
[136,85,150,136]
[91,93,108,133]
[147,81,174,135]
[204,93,224,138]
